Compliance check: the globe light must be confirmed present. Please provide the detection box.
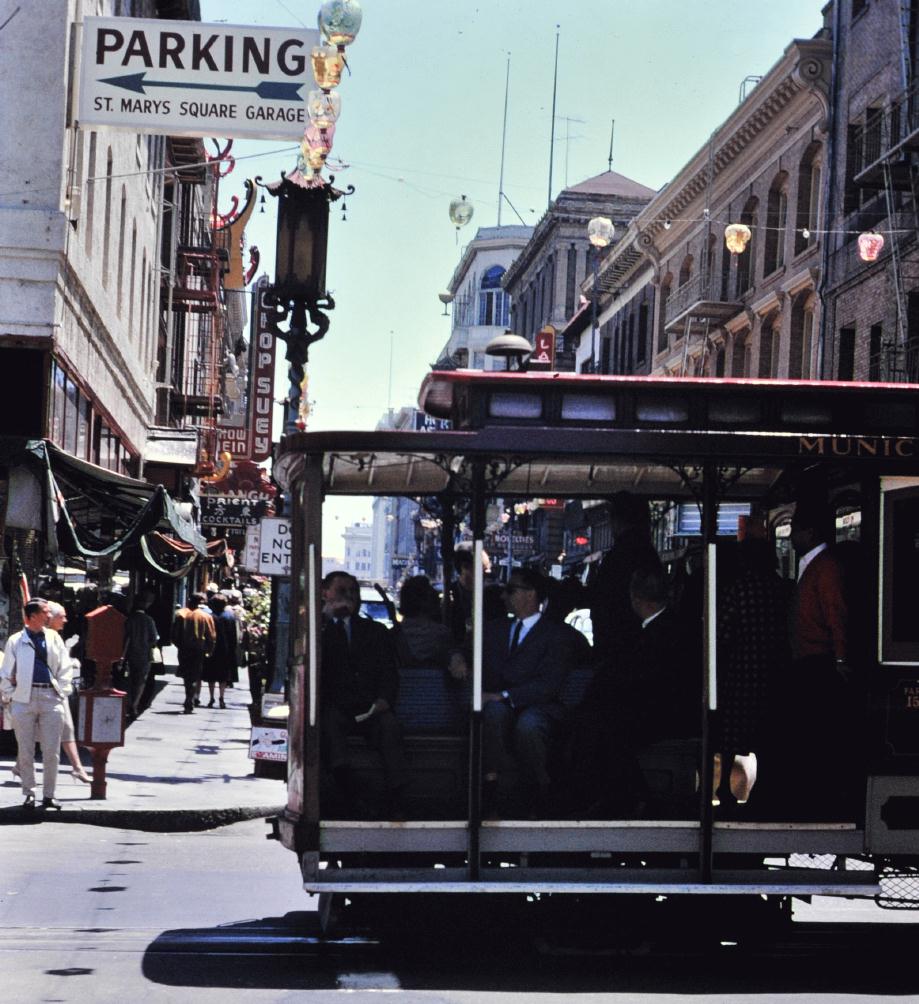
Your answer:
[724,223,752,254]
[311,45,344,90]
[318,0,363,49]
[449,195,474,229]
[587,216,614,248]
[858,231,885,262]
[307,89,342,130]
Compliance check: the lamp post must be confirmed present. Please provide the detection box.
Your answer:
[587,216,614,373]
[259,0,361,435]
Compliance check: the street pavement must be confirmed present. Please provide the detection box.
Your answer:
[0,647,286,831]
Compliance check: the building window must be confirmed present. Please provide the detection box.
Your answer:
[801,309,814,379]
[678,254,693,289]
[657,275,672,353]
[764,172,788,276]
[795,144,822,256]
[720,222,733,299]
[736,196,758,294]
[637,301,649,365]
[565,244,577,317]
[478,265,509,326]
[788,293,811,379]
[759,320,772,378]
[50,361,66,446]
[116,188,127,316]
[844,124,861,217]
[838,326,856,380]
[714,345,725,377]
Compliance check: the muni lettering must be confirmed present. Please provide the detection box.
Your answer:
[798,435,917,457]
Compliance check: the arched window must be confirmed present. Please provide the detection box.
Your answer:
[714,344,726,377]
[736,196,758,295]
[720,217,733,299]
[788,291,816,379]
[763,171,789,276]
[705,233,717,295]
[758,315,780,378]
[678,254,693,289]
[478,265,509,326]
[795,142,822,256]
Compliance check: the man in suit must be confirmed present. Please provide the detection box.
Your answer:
[320,571,407,816]
[481,568,574,816]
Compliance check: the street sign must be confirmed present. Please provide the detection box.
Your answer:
[78,17,319,140]
[258,517,292,576]
[529,325,556,370]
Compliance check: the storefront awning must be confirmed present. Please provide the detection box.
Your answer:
[27,440,208,560]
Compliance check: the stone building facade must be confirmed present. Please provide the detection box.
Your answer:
[503,171,656,371]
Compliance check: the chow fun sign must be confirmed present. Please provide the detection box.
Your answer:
[78,17,319,140]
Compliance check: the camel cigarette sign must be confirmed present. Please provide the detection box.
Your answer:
[78,17,319,140]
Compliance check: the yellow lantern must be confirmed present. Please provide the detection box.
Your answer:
[724,223,752,254]
[311,45,344,90]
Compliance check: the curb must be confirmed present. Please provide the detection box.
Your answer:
[0,803,283,832]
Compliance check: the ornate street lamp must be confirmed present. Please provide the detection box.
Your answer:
[587,216,613,373]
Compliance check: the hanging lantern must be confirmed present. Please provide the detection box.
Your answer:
[858,231,885,262]
[301,124,335,174]
[311,45,344,90]
[318,0,363,50]
[724,223,752,254]
[307,89,342,131]
[449,195,474,230]
[587,216,614,248]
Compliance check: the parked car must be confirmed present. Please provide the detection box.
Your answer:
[359,583,395,629]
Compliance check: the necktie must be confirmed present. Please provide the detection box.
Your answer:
[509,619,522,653]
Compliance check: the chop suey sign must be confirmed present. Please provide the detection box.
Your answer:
[78,17,319,140]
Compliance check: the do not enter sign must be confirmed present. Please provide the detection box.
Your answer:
[258,517,292,576]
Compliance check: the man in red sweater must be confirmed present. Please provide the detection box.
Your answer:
[788,498,856,816]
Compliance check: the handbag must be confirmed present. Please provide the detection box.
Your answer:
[151,646,163,665]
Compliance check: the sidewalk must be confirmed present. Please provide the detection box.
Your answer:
[0,660,286,831]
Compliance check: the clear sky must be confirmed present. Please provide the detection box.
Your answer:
[198,0,826,555]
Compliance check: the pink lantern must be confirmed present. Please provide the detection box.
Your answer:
[858,231,885,262]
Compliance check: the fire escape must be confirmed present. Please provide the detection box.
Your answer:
[160,139,230,474]
[848,2,919,381]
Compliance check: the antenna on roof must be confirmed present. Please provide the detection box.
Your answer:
[497,52,511,227]
[547,25,560,209]
[607,119,615,173]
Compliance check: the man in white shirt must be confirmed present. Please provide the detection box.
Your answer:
[0,598,72,810]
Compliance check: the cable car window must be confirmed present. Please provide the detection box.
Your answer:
[488,392,543,419]
[779,401,832,425]
[635,396,689,423]
[708,399,762,424]
[864,401,917,431]
[560,393,617,422]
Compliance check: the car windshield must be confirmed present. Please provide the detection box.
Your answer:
[361,600,391,624]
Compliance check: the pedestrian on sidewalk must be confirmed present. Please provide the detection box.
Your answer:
[123,590,159,721]
[46,602,91,784]
[202,593,237,709]
[0,598,73,810]
[171,593,216,714]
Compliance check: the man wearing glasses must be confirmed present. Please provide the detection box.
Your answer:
[481,568,574,817]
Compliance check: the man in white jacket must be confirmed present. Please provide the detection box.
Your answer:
[0,598,72,810]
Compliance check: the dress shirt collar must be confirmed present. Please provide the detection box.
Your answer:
[641,606,666,630]
[512,610,541,646]
[797,542,827,581]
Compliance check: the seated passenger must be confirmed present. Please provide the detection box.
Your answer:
[570,560,696,816]
[481,568,575,817]
[393,575,467,678]
[320,571,407,817]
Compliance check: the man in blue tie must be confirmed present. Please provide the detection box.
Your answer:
[0,598,72,811]
[481,568,574,817]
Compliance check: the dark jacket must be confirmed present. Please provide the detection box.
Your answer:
[482,614,574,714]
[322,614,399,713]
